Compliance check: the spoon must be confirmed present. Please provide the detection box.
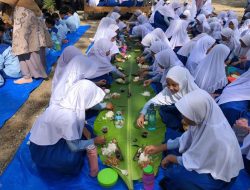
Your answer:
[113,166,128,176]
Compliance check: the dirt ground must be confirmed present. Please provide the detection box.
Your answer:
[0,1,246,175]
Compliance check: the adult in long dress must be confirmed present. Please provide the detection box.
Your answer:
[2,0,53,84]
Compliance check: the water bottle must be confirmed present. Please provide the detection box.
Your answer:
[87,145,99,177]
[142,165,154,190]
[147,104,156,131]
[55,40,61,51]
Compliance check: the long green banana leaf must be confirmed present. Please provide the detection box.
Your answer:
[94,39,166,190]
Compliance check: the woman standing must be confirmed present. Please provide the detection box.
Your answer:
[3,0,53,84]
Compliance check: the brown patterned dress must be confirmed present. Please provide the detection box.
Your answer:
[12,6,52,79]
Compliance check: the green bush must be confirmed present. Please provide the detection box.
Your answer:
[43,0,56,13]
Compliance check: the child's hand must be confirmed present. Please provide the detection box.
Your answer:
[94,136,106,145]
[161,155,177,168]
[144,144,166,155]
[137,114,145,128]
[106,102,114,110]
[144,79,153,87]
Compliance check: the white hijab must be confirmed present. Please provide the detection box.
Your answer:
[155,49,184,85]
[151,28,171,48]
[242,134,250,160]
[177,33,208,57]
[176,89,244,182]
[30,80,105,146]
[233,33,250,58]
[51,46,83,95]
[165,19,190,48]
[137,15,149,25]
[150,66,199,106]
[216,68,250,105]
[93,17,116,41]
[208,21,222,40]
[149,41,170,73]
[194,44,230,93]
[141,33,159,47]
[132,25,152,38]
[109,12,121,21]
[196,14,210,33]
[88,38,115,78]
[201,0,213,14]
[229,19,240,39]
[50,55,98,105]
[239,19,250,37]
[221,27,240,51]
[186,35,215,75]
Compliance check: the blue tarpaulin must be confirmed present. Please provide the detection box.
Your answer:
[0,25,90,128]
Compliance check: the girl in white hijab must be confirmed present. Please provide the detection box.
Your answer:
[144,49,183,88]
[165,18,190,49]
[50,55,98,106]
[177,33,208,64]
[148,28,171,48]
[228,19,240,39]
[195,14,211,33]
[186,35,216,75]
[239,19,250,37]
[139,41,170,79]
[30,80,106,174]
[194,44,230,93]
[208,21,222,40]
[88,38,125,80]
[93,17,116,42]
[131,25,152,38]
[137,66,199,128]
[145,89,243,190]
[221,28,240,63]
[51,46,83,96]
[216,68,250,126]
[228,33,250,70]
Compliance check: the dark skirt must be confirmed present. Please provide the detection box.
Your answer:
[160,164,237,190]
[29,139,84,175]
[243,155,250,175]
[153,11,169,32]
[219,100,250,126]
[159,104,182,130]
[177,54,188,65]
[150,82,163,94]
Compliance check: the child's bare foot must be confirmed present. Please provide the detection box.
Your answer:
[14,78,33,84]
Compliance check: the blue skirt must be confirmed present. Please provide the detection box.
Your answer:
[159,104,182,130]
[219,100,250,126]
[160,164,237,190]
[243,155,250,175]
[177,54,188,65]
[29,139,84,175]
[150,82,163,94]
[153,11,169,32]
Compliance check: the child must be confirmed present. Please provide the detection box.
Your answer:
[59,6,77,33]
[52,12,69,44]
[137,66,199,129]
[0,44,21,81]
[29,80,106,175]
[145,89,243,190]
[45,17,60,50]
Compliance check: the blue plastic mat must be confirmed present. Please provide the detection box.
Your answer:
[0,25,90,128]
[1,130,249,190]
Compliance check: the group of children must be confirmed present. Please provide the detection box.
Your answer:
[0,3,81,87]
[1,0,247,189]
